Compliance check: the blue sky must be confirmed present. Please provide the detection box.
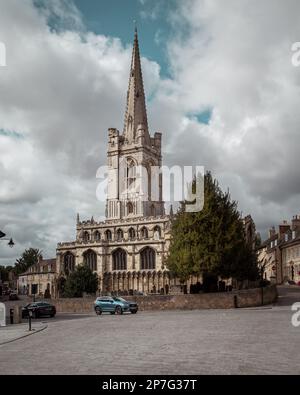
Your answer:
[73,0,175,78]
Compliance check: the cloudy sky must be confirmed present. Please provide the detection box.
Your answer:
[1,0,300,266]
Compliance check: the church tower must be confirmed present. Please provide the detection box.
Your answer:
[106,29,165,220]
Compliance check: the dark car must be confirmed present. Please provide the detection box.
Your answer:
[9,292,19,301]
[22,302,56,319]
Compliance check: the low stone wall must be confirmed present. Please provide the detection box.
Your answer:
[52,285,278,313]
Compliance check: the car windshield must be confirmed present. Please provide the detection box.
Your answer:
[113,297,126,302]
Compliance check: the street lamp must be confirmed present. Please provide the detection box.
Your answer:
[0,230,15,248]
[8,239,15,248]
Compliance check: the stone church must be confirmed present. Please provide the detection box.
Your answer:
[56,29,173,295]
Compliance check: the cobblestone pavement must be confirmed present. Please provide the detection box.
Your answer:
[0,286,299,375]
[0,323,47,345]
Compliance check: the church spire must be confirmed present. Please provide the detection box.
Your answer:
[123,28,149,142]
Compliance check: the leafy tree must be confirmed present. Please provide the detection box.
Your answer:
[13,248,43,275]
[0,266,12,282]
[167,172,259,288]
[63,265,98,298]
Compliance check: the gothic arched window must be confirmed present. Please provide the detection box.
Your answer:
[129,228,136,240]
[140,247,156,270]
[83,250,97,272]
[83,232,90,243]
[141,227,149,239]
[64,252,75,274]
[105,230,112,241]
[94,231,101,242]
[127,159,136,192]
[113,249,127,271]
[127,202,134,215]
[117,229,124,242]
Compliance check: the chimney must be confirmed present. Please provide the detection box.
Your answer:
[279,221,291,240]
[292,215,300,231]
[268,226,276,238]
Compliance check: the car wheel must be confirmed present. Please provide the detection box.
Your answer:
[34,311,39,319]
[115,306,123,315]
[95,307,102,316]
[110,312,115,315]
[50,314,55,318]
[131,311,137,314]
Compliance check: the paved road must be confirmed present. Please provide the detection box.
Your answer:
[0,286,299,375]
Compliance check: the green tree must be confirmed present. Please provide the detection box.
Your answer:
[167,172,259,287]
[63,265,98,298]
[13,248,42,275]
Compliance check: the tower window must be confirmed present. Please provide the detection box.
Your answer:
[105,230,112,241]
[117,229,124,242]
[141,227,149,239]
[127,202,134,215]
[129,228,136,240]
[83,232,90,243]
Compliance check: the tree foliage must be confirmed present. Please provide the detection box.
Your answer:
[167,172,259,284]
[63,265,98,298]
[14,248,43,275]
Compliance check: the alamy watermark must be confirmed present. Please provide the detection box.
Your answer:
[291,303,300,328]
[0,42,6,67]
[96,160,204,213]
[291,42,300,67]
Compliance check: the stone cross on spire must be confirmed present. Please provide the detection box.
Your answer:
[123,28,149,143]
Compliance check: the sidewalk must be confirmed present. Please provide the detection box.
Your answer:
[0,322,47,346]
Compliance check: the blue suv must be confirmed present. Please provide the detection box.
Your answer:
[94,297,138,315]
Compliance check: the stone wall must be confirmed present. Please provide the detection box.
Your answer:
[53,285,278,313]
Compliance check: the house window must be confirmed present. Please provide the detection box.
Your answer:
[113,249,127,271]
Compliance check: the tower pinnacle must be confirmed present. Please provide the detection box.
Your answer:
[123,28,149,143]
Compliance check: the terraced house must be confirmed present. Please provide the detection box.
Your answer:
[257,215,300,285]
[56,29,173,295]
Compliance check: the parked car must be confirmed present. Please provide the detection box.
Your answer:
[22,302,56,319]
[8,292,19,301]
[94,296,138,315]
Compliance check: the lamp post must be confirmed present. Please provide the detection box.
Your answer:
[0,231,15,248]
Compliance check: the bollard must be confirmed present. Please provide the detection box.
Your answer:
[233,295,238,309]
[10,309,14,325]
[28,310,33,331]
